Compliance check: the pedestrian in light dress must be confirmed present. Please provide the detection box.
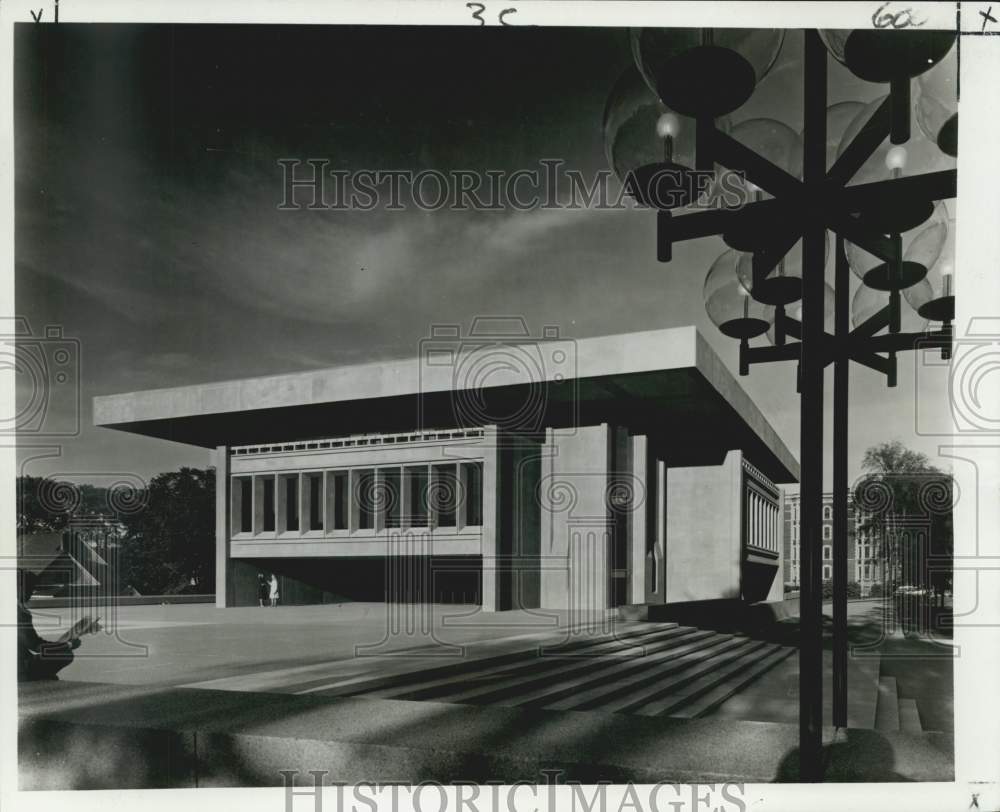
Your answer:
[269,574,279,607]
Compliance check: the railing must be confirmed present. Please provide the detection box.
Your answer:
[231,427,485,457]
[742,458,781,556]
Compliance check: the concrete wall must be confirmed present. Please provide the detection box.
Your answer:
[665,450,743,604]
[541,424,610,612]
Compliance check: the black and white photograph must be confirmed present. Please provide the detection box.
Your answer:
[3,2,999,809]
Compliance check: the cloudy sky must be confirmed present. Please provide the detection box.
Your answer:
[14,24,957,488]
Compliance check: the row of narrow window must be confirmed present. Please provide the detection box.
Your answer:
[233,462,483,534]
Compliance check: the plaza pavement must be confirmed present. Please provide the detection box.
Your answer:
[18,598,955,786]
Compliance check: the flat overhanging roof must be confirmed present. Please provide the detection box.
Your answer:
[94,326,799,483]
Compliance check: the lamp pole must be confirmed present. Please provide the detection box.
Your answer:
[618,27,957,779]
[798,29,827,775]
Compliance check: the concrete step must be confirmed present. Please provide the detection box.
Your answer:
[316,622,684,698]
[375,625,703,701]
[875,676,901,732]
[658,644,795,719]
[586,638,772,715]
[537,636,755,712]
[898,697,923,733]
[508,634,751,710]
[424,629,721,705]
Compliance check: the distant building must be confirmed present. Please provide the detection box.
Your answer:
[782,492,886,597]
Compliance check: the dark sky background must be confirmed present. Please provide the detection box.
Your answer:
[14,24,956,486]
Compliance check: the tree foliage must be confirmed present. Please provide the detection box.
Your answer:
[853,441,953,592]
[118,468,216,595]
[17,475,114,532]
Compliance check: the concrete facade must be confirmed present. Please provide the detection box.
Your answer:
[95,327,798,614]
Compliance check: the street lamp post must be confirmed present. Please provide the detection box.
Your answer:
[605,27,957,780]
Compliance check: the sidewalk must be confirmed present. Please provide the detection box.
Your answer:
[19,678,954,788]
[709,599,955,733]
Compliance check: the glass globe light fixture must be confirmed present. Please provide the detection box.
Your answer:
[704,248,770,339]
[903,211,955,322]
[817,29,850,64]
[819,28,956,82]
[719,117,803,253]
[764,282,836,345]
[731,117,802,179]
[915,40,958,157]
[630,28,785,118]
[821,100,866,171]
[852,282,930,333]
[736,232,831,297]
[845,200,948,282]
[836,95,951,187]
[730,47,804,131]
[603,66,731,209]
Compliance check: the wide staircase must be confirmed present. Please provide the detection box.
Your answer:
[316,621,795,718]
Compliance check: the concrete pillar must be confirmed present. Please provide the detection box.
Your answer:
[629,434,648,606]
[214,445,230,607]
[645,457,668,604]
[480,426,500,611]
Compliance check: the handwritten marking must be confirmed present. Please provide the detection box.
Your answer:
[872,2,925,28]
[467,2,517,26]
[30,7,43,21]
[980,5,998,31]
[466,2,485,25]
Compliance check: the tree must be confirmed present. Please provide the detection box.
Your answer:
[17,476,118,532]
[118,468,215,595]
[853,441,953,596]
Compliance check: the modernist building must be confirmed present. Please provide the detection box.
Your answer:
[782,492,885,596]
[94,326,798,614]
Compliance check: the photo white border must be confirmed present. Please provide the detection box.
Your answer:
[0,2,997,811]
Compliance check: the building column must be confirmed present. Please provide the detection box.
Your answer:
[214,445,230,607]
[629,434,648,605]
[480,426,500,611]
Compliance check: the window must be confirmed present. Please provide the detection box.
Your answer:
[356,470,375,530]
[462,461,483,526]
[823,545,831,561]
[332,472,348,530]
[308,474,323,530]
[823,505,832,521]
[822,525,832,541]
[262,476,275,532]
[284,476,299,532]
[432,464,458,528]
[407,466,429,527]
[382,468,401,528]
[823,565,832,580]
[233,477,252,533]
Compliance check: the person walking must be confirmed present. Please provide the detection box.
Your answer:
[257,573,269,607]
[269,573,279,608]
